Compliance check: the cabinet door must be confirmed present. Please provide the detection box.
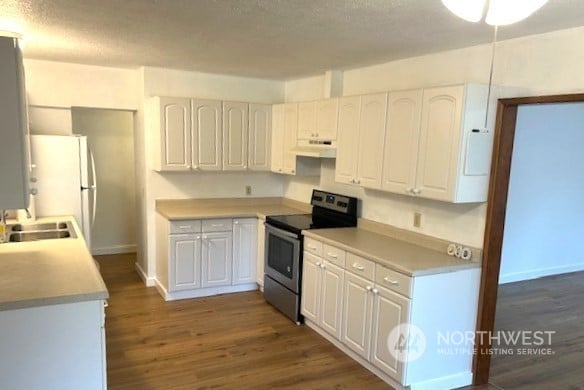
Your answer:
[371,285,411,382]
[169,234,201,291]
[301,252,321,324]
[342,271,373,360]
[320,261,344,340]
[223,101,249,171]
[416,86,464,201]
[297,101,316,140]
[159,97,191,171]
[192,99,222,171]
[202,231,233,288]
[256,219,266,286]
[382,90,423,194]
[283,103,298,175]
[0,38,29,209]
[270,104,284,173]
[249,104,272,171]
[315,98,338,140]
[232,218,257,285]
[335,96,361,185]
[356,93,387,189]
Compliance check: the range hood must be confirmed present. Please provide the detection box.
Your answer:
[291,140,336,158]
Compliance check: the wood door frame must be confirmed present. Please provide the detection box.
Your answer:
[473,93,584,384]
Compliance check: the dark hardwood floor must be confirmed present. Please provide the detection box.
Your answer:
[489,271,584,390]
[96,254,583,389]
[97,253,389,389]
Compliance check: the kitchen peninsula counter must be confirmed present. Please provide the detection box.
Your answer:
[0,216,108,311]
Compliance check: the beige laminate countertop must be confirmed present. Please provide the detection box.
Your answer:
[0,216,109,311]
[156,197,310,220]
[303,228,480,277]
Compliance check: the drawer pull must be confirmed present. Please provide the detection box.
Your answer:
[211,224,224,227]
[326,252,338,258]
[383,277,399,285]
[307,245,317,250]
[178,225,191,229]
[352,263,365,271]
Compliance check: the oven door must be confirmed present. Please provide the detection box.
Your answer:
[264,223,301,293]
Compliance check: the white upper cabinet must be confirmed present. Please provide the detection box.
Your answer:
[283,103,299,175]
[356,93,388,189]
[381,84,492,203]
[315,98,338,140]
[297,101,317,140]
[222,101,248,171]
[154,97,191,172]
[248,104,272,171]
[335,96,361,185]
[297,99,339,141]
[192,99,223,171]
[270,104,285,174]
[416,86,464,201]
[381,90,423,194]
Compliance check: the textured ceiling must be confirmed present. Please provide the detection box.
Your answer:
[0,0,583,79]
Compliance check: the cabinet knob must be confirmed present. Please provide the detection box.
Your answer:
[412,188,421,195]
[193,165,199,170]
[372,288,379,295]
[320,263,326,269]
[196,235,201,239]
[291,170,295,173]
[366,285,373,292]
[316,262,322,267]
[355,179,361,184]
[406,187,413,193]
[278,168,283,172]
[243,165,247,169]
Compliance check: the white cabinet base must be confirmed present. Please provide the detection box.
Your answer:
[154,279,257,301]
[304,319,473,390]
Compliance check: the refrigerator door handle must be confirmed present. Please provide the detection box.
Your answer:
[89,148,97,228]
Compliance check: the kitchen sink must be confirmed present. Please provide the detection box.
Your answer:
[5,221,77,242]
[10,222,68,232]
[9,230,72,242]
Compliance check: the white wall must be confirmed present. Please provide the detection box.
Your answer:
[72,108,136,255]
[137,67,286,277]
[284,26,584,248]
[24,59,139,136]
[499,103,584,283]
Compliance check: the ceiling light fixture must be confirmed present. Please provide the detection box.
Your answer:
[441,0,549,26]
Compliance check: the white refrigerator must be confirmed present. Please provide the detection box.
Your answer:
[30,134,97,249]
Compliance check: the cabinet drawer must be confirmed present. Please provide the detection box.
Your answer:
[346,252,375,281]
[304,237,323,257]
[202,218,233,232]
[323,244,346,267]
[170,220,202,234]
[375,265,412,298]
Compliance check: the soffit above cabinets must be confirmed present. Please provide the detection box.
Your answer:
[2,0,584,79]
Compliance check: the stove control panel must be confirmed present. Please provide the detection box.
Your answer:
[311,190,357,215]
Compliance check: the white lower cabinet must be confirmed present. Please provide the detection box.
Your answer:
[301,252,344,340]
[169,234,202,291]
[0,300,107,390]
[302,237,481,390]
[371,284,411,382]
[342,270,374,360]
[232,218,257,285]
[156,215,258,300]
[256,218,266,286]
[202,231,233,288]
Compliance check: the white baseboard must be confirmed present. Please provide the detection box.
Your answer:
[499,262,584,284]
[154,279,258,301]
[135,262,156,287]
[92,244,137,256]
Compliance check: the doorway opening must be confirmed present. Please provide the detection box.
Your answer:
[474,94,584,386]
[72,107,136,255]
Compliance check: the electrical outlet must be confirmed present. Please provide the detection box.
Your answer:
[245,185,252,196]
[413,212,422,228]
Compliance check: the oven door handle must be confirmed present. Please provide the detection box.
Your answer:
[265,223,299,240]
